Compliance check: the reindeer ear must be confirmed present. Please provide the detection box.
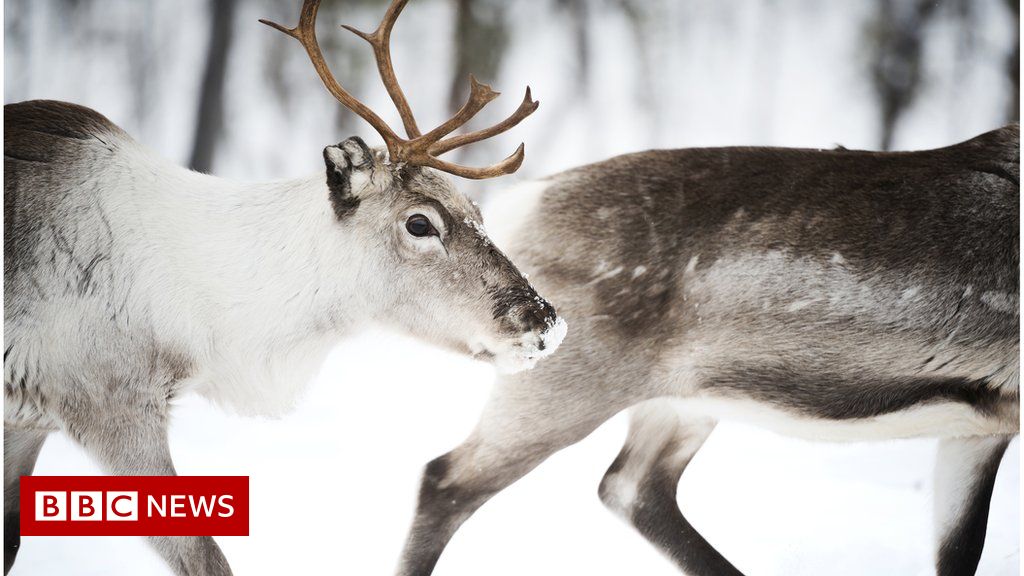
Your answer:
[323,136,374,219]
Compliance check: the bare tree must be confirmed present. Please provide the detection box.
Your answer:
[867,0,938,150]
[189,0,237,173]
[261,0,376,135]
[129,1,157,140]
[614,0,653,108]
[1006,0,1020,123]
[448,0,509,114]
[555,0,590,93]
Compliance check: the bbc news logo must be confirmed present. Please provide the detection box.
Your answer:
[21,476,248,536]
[34,491,233,522]
[35,490,141,521]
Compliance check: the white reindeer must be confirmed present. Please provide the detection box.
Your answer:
[3,1,566,574]
[392,125,1019,572]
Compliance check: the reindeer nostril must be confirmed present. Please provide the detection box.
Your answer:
[537,339,546,351]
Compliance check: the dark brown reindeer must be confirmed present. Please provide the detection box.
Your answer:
[393,129,1019,572]
[4,1,562,574]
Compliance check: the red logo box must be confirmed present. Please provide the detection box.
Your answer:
[21,476,248,536]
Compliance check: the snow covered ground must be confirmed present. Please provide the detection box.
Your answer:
[13,329,1020,576]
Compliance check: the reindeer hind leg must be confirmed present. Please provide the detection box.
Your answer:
[934,435,1012,576]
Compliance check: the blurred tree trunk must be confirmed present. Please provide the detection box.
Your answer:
[448,0,509,114]
[557,0,590,92]
[4,0,31,102]
[527,0,592,164]
[615,0,652,104]
[189,0,237,173]
[1006,0,1020,123]
[130,1,156,140]
[868,0,937,151]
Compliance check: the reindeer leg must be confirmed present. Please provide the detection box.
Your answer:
[62,402,232,576]
[395,367,629,576]
[934,435,1012,576]
[4,428,48,575]
[599,400,743,576]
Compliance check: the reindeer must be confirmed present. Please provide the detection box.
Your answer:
[3,1,566,574]
[393,123,1019,574]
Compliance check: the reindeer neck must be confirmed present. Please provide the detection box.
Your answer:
[124,151,374,347]
[123,159,376,414]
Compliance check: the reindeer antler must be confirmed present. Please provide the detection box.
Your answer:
[261,0,539,180]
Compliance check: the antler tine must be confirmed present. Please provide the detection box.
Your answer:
[417,75,500,145]
[423,143,526,180]
[342,0,421,138]
[263,0,537,179]
[429,87,539,156]
[259,0,403,156]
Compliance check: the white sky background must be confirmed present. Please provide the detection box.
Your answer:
[4,0,1020,574]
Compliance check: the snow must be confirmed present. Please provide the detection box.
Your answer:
[15,331,1020,575]
[540,316,568,354]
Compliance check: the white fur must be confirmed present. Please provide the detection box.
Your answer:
[7,140,448,420]
[109,148,381,415]
[481,179,550,248]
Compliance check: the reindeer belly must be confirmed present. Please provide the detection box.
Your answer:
[671,392,1018,442]
[653,241,1019,438]
[660,330,1019,441]
[661,328,1019,441]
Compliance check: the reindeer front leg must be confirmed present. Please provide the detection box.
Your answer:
[4,428,48,574]
[396,434,550,576]
[58,386,232,576]
[934,435,1012,576]
[395,346,629,576]
[598,401,743,576]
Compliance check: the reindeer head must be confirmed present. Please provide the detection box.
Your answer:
[263,0,565,372]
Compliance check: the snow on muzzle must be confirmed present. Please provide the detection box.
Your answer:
[471,283,568,374]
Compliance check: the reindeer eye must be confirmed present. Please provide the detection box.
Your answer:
[405,214,436,237]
